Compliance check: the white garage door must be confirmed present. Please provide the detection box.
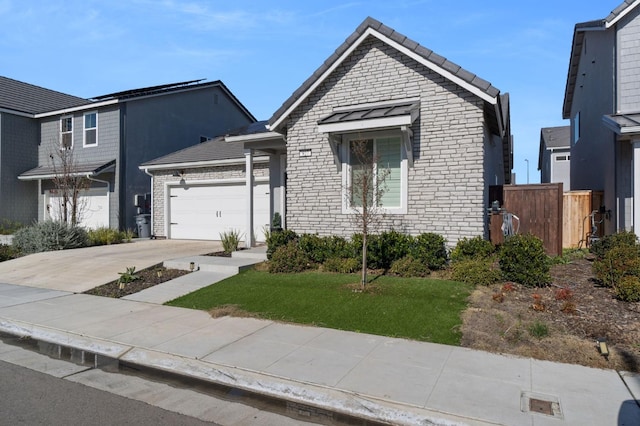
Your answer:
[46,189,109,229]
[169,181,270,241]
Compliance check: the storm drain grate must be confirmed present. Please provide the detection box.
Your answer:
[521,392,563,419]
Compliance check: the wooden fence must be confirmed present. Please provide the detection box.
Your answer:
[489,183,563,256]
[489,185,607,255]
[563,190,604,249]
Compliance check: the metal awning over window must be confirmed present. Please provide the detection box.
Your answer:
[317,100,419,133]
[18,159,116,181]
[603,113,640,135]
[317,100,419,169]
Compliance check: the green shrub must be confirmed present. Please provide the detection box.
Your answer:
[389,255,430,277]
[528,321,549,339]
[451,258,501,286]
[88,227,126,246]
[268,242,310,273]
[324,235,353,259]
[367,231,414,270]
[498,233,550,287]
[266,229,298,260]
[592,244,640,287]
[590,230,639,260]
[410,233,448,270]
[12,221,89,254]
[450,236,494,262]
[220,229,243,254]
[0,244,20,262]
[299,234,331,264]
[614,275,640,302]
[322,257,360,274]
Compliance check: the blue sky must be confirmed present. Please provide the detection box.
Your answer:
[0,1,618,183]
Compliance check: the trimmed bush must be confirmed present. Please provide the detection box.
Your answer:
[590,230,639,260]
[410,233,448,270]
[0,244,20,262]
[450,236,494,262]
[592,244,640,288]
[367,231,413,270]
[88,227,126,246]
[322,257,360,273]
[266,229,298,260]
[12,221,89,254]
[451,257,501,286]
[498,233,550,287]
[324,235,353,259]
[299,234,330,264]
[615,275,640,302]
[389,255,430,277]
[268,242,310,273]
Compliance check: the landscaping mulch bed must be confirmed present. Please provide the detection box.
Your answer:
[461,255,640,372]
[84,266,190,298]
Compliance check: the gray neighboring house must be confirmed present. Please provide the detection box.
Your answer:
[563,1,640,235]
[139,121,284,243]
[538,126,571,190]
[8,78,255,232]
[262,17,512,244]
[0,76,89,225]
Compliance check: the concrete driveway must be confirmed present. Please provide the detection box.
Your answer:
[0,239,220,293]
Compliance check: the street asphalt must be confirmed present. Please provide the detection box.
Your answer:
[0,239,637,425]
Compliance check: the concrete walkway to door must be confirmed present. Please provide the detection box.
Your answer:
[0,239,219,293]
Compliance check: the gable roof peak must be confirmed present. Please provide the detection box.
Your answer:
[269,16,501,131]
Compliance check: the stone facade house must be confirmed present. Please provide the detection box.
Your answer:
[265,17,512,245]
[563,1,640,236]
[538,126,571,190]
[4,78,254,231]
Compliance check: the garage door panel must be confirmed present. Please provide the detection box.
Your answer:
[169,182,269,241]
[46,189,109,229]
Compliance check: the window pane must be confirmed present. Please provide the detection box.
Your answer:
[350,139,373,207]
[377,137,401,207]
[85,129,97,145]
[85,113,96,129]
[61,117,72,132]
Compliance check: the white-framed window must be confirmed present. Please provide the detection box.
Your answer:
[573,112,580,145]
[83,112,97,147]
[555,155,570,162]
[60,116,73,149]
[342,130,407,214]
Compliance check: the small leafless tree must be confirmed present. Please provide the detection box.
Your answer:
[48,143,89,226]
[346,139,391,289]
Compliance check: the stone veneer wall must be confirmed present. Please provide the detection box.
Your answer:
[150,163,269,237]
[284,36,489,245]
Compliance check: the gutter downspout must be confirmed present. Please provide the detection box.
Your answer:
[142,168,154,237]
[87,174,111,228]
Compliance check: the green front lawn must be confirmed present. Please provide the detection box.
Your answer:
[167,270,471,345]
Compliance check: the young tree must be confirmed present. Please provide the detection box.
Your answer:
[346,139,391,289]
[48,144,89,226]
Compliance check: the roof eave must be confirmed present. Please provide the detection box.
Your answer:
[139,156,270,171]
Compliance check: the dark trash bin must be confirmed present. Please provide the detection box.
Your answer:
[135,214,151,238]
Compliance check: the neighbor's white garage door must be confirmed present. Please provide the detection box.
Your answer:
[46,189,109,229]
[168,182,270,241]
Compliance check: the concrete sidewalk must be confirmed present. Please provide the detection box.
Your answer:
[0,281,638,425]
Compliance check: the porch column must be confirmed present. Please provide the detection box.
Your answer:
[245,148,254,248]
[633,140,640,238]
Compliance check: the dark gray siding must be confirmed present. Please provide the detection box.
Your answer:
[121,86,254,230]
[0,112,39,224]
[569,29,616,233]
